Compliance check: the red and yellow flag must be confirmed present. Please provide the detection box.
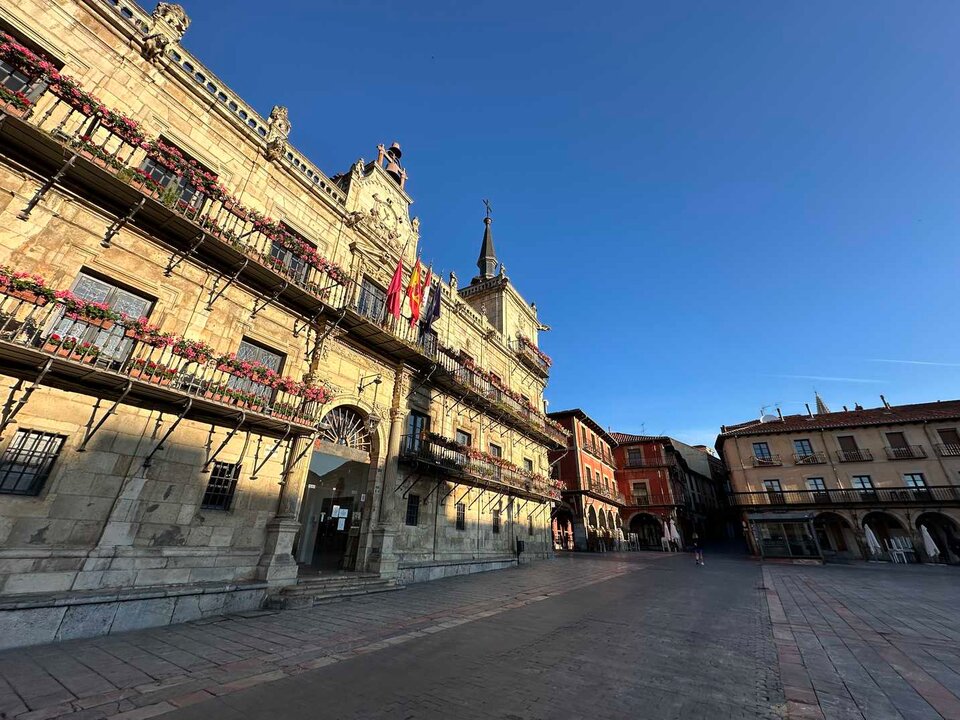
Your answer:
[405,258,423,324]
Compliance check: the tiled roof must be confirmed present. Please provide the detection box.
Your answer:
[718,399,960,439]
[610,432,669,444]
[548,409,618,446]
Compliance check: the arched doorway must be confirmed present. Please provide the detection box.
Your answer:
[814,512,860,561]
[862,511,907,556]
[629,513,662,550]
[552,505,576,550]
[916,512,960,564]
[294,405,379,573]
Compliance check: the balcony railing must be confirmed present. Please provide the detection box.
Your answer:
[508,339,550,377]
[884,445,927,460]
[587,481,624,505]
[935,444,960,457]
[793,452,826,465]
[398,434,560,502]
[628,493,677,507]
[836,449,873,463]
[728,485,960,508]
[751,455,782,467]
[624,455,670,468]
[0,294,324,437]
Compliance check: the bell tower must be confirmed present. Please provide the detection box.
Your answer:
[473,199,498,282]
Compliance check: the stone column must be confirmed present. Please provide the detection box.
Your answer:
[256,434,312,587]
[367,364,413,578]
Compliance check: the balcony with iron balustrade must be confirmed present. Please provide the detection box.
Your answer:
[884,445,927,460]
[728,485,960,509]
[627,493,679,507]
[623,454,671,469]
[935,444,960,457]
[793,451,827,465]
[508,338,550,378]
[398,434,560,503]
[0,293,325,440]
[836,449,873,463]
[584,481,625,505]
[751,455,783,467]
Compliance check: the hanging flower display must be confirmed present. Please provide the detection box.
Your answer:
[0,266,56,305]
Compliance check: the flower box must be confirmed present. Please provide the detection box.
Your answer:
[84,316,114,330]
[1,287,49,306]
[42,339,99,363]
[129,368,171,386]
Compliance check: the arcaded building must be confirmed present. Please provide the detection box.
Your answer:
[0,1,565,647]
[717,397,960,563]
[548,409,623,551]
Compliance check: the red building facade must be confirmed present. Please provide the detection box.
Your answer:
[548,410,624,551]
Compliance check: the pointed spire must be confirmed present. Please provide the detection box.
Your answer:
[475,199,497,281]
[815,392,830,415]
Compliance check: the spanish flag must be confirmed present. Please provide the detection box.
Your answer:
[405,258,423,325]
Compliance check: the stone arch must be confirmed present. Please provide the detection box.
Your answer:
[551,503,576,550]
[587,505,598,531]
[628,512,662,549]
[862,510,909,553]
[814,511,861,560]
[915,511,960,564]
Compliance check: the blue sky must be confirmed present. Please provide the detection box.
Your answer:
[182,1,960,447]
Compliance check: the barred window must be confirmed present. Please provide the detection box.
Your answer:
[405,494,420,526]
[492,508,501,534]
[0,430,65,495]
[455,502,466,530]
[201,461,241,510]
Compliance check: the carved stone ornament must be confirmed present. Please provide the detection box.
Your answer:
[142,3,190,61]
[411,216,420,235]
[265,105,291,161]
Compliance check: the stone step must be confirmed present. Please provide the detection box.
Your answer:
[266,576,402,609]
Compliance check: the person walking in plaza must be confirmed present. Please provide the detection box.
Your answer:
[692,533,704,566]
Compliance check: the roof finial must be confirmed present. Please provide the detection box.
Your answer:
[474,199,498,281]
[815,391,830,415]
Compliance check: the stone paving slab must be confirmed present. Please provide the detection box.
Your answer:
[0,555,654,720]
[763,562,960,720]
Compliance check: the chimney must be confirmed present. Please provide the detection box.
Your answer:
[880,394,890,409]
[843,405,848,412]
[777,408,783,421]
[805,403,813,418]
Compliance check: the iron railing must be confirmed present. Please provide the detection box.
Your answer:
[508,339,550,376]
[586,481,624,504]
[398,434,560,501]
[751,455,782,467]
[628,493,677,507]
[884,445,927,460]
[624,455,670,468]
[935,444,960,457]
[836,449,873,463]
[728,485,960,507]
[793,452,826,465]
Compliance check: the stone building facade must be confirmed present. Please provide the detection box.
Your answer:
[0,0,565,647]
[548,409,623,551]
[717,397,960,564]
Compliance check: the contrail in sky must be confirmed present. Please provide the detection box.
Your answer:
[866,358,960,367]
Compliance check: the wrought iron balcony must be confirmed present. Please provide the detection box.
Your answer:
[884,445,927,460]
[508,338,550,377]
[728,485,960,508]
[935,444,960,457]
[793,451,827,465]
[836,449,873,463]
[0,293,323,440]
[751,455,782,467]
[628,493,677,507]
[398,434,560,502]
[623,455,670,468]
[586,481,624,505]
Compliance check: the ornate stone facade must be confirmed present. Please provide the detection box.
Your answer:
[0,0,565,648]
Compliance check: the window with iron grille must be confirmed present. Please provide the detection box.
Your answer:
[357,277,387,324]
[455,502,466,530]
[228,339,284,402]
[492,508,501,534]
[405,494,420,526]
[269,223,314,283]
[201,461,241,510]
[139,139,215,211]
[0,430,65,496]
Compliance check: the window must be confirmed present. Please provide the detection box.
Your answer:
[488,443,502,458]
[228,339,284,401]
[763,479,784,503]
[492,508,501,534]
[201,461,241,510]
[52,272,153,362]
[357,277,387,324]
[938,428,960,445]
[794,439,814,456]
[583,465,591,484]
[633,482,649,504]
[806,477,826,491]
[405,411,429,452]
[139,140,214,211]
[851,475,874,490]
[455,502,466,530]
[753,442,772,460]
[837,435,859,452]
[455,429,472,447]
[627,448,643,466]
[269,223,314,282]
[886,432,908,448]
[523,458,533,473]
[528,514,534,536]
[0,430,65,495]
[904,473,926,488]
[0,30,58,101]
[405,494,420,526]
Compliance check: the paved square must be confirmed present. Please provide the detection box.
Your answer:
[0,553,957,719]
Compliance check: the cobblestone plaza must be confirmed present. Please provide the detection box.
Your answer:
[0,553,956,719]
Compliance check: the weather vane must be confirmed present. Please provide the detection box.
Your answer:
[483,198,492,219]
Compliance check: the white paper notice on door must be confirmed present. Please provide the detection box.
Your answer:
[336,518,346,531]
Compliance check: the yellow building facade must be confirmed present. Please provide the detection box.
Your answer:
[0,0,566,647]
